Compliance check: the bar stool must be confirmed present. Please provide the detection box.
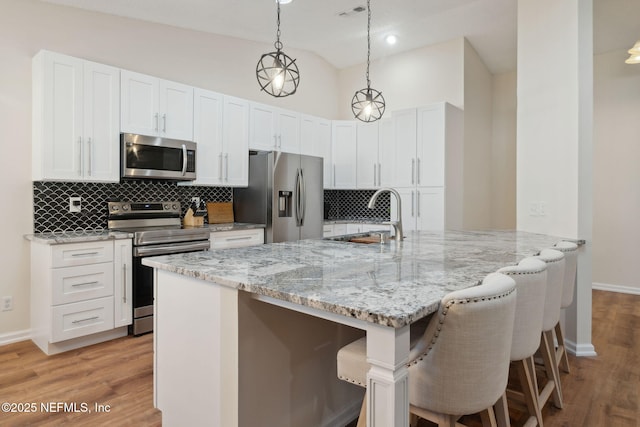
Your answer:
[551,241,578,373]
[496,257,548,427]
[337,272,517,427]
[534,249,566,411]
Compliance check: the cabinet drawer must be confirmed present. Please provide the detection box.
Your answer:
[52,241,113,267]
[51,296,115,342]
[322,224,333,237]
[210,229,264,249]
[52,263,114,305]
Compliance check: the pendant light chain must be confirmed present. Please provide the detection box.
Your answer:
[365,0,371,89]
[275,2,283,51]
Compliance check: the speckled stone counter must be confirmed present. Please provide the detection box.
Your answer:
[25,230,133,244]
[208,222,265,232]
[143,229,574,328]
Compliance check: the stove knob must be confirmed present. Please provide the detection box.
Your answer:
[122,205,129,211]
[111,205,119,211]
[172,204,178,210]
[164,204,170,210]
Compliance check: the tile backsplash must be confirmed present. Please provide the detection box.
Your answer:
[324,190,390,221]
[33,181,231,233]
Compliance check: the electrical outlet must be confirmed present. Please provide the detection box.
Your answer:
[69,196,81,213]
[191,197,200,206]
[538,202,548,216]
[2,296,13,311]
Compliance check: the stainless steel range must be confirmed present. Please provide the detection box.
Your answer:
[107,201,210,335]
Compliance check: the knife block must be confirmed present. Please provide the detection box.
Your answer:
[183,208,204,227]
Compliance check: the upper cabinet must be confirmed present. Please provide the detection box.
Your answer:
[121,70,194,141]
[249,103,300,153]
[32,50,120,182]
[221,96,250,187]
[387,108,418,188]
[300,115,332,188]
[330,121,357,189]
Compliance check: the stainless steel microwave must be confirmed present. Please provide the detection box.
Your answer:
[121,133,196,181]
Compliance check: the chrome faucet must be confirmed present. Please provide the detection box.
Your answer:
[368,188,404,241]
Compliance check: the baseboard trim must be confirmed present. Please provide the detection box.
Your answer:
[0,329,31,346]
[592,282,640,295]
[565,338,597,357]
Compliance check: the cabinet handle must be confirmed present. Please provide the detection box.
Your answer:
[72,316,99,324]
[77,137,83,176]
[279,135,282,148]
[218,153,223,180]
[225,236,252,241]
[154,113,159,131]
[417,158,421,185]
[412,191,415,217]
[333,164,336,187]
[373,164,377,186]
[417,190,421,217]
[411,159,415,185]
[87,137,92,176]
[122,264,127,303]
[71,252,99,257]
[273,135,278,148]
[72,281,99,287]
[378,163,381,186]
[224,153,229,181]
[162,114,167,132]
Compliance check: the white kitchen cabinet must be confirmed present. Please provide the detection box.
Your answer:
[392,187,445,232]
[222,96,250,186]
[331,121,357,189]
[30,239,131,355]
[181,89,247,187]
[377,117,395,187]
[32,50,120,182]
[249,103,300,153]
[356,121,379,189]
[389,109,418,188]
[114,239,133,328]
[300,115,332,188]
[121,69,194,141]
[210,229,264,250]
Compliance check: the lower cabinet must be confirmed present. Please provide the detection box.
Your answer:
[323,223,389,237]
[210,229,264,249]
[393,187,445,232]
[30,239,132,355]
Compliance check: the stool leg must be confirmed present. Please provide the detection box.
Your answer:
[494,392,511,427]
[356,392,367,427]
[541,330,563,408]
[517,358,544,427]
[554,322,570,373]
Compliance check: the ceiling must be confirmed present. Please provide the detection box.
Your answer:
[41,0,640,74]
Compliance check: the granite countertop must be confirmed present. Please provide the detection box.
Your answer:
[143,229,575,328]
[25,230,133,244]
[208,222,266,232]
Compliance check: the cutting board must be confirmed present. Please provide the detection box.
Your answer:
[349,236,382,244]
[207,202,234,224]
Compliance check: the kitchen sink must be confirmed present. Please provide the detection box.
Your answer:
[324,231,395,244]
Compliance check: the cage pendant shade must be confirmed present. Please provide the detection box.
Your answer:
[256,2,299,97]
[352,0,385,122]
[352,87,385,122]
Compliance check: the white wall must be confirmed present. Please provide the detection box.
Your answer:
[337,38,465,119]
[491,71,517,229]
[0,0,340,337]
[462,39,494,229]
[593,49,640,293]
[517,0,594,355]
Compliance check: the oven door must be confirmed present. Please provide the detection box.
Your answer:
[131,240,210,335]
[121,133,196,181]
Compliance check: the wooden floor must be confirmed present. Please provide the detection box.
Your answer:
[1,290,638,426]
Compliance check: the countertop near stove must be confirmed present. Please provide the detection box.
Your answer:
[24,230,133,244]
[207,222,265,232]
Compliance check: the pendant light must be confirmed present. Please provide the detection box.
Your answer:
[351,0,385,122]
[256,0,300,97]
[625,40,640,64]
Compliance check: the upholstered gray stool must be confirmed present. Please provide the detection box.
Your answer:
[337,272,517,427]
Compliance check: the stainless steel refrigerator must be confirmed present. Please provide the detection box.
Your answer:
[233,151,323,243]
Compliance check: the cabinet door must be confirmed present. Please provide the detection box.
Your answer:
[377,117,395,187]
[210,229,264,249]
[191,88,224,186]
[318,119,332,189]
[277,109,300,153]
[391,188,417,234]
[83,61,120,182]
[223,96,250,186]
[114,239,133,328]
[417,104,445,187]
[356,121,379,189]
[249,102,277,151]
[331,121,357,189]
[299,115,316,156]
[416,187,445,231]
[392,109,417,188]
[121,70,159,136]
[159,79,194,140]
[36,51,84,180]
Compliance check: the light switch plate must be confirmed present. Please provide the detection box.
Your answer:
[69,196,81,213]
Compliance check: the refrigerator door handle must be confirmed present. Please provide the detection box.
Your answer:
[295,168,302,226]
[299,168,306,226]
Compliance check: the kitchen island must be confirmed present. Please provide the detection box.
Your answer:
[143,230,575,427]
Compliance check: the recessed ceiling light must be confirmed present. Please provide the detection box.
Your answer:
[385,34,397,45]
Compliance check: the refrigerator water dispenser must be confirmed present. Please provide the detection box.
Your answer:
[278,191,292,217]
